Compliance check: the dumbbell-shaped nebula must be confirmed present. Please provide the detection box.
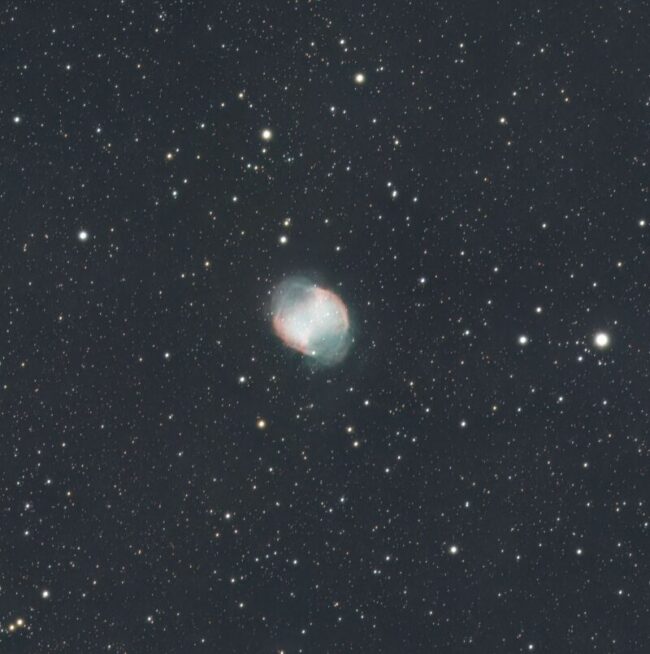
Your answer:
[271,277,352,365]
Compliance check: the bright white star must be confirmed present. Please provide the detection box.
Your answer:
[594,332,610,349]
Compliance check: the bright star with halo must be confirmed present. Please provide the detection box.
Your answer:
[593,332,610,349]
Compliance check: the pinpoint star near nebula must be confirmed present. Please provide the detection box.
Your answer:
[271,277,352,365]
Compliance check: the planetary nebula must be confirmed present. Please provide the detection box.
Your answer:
[271,278,352,365]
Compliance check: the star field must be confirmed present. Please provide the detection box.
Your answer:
[1,1,648,652]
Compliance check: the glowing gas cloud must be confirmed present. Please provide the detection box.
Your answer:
[271,277,352,365]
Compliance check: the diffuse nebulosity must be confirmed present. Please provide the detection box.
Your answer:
[271,277,352,366]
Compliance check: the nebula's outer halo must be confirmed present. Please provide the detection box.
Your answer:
[271,278,352,365]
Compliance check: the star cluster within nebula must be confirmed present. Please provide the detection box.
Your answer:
[271,278,352,365]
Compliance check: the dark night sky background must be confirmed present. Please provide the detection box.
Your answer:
[1,1,648,652]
